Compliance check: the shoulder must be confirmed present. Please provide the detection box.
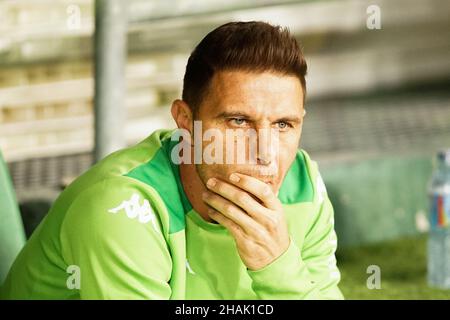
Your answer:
[278,149,327,205]
[58,129,177,233]
[61,176,170,242]
[298,149,329,205]
[80,129,174,179]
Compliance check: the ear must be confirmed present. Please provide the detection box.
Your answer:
[171,99,193,134]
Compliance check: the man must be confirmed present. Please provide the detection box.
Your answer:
[1,21,343,299]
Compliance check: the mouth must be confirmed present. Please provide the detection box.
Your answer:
[244,175,274,185]
[258,180,276,189]
[240,174,273,184]
[232,170,276,186]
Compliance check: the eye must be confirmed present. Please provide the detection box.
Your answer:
[230,118,247,126]
[276,121,291,129]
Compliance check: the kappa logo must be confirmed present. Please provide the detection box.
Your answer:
[108,193,159,231]
[186,260,196,275]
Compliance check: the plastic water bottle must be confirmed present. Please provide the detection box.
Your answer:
[428,149,450,289]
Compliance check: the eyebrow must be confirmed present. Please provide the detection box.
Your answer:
[215,111,302,123]
[215,111,251,119]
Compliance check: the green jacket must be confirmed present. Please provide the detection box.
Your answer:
[1,129,343,299]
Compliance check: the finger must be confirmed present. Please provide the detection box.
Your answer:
[227,173,280,210]
[202,191,260,236]
[205,178,270,222]
[207,207,244,240]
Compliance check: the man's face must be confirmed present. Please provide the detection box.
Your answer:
[192,70,305,195]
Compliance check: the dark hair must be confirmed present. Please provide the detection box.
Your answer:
[182,21,307,112]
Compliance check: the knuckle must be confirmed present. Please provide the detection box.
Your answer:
[229,189,239,199]
[262,186,272,196]
[265,221,276,232]
[224,203,235,213]
[237,193,250,205]
[264,216,278,232]
[253,228,267,240]
[214,181,223,192]
[242,238,256,251]
[231,223,242,234]
[207,192,217,201]
[234,231,248,245]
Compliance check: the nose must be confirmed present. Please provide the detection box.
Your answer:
[257,155,272,166]
[256,128,278,166]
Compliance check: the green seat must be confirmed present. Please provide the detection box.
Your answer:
[0,150,26,285]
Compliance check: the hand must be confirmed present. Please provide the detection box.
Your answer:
[202,173,290,271]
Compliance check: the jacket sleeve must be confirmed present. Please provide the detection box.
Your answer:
[60,177,173,299]
[247,175,344,300]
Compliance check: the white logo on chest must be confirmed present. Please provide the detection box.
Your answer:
[186,259,196,275]
[108,193,158,231]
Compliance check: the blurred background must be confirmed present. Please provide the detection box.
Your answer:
[1,0,449,299]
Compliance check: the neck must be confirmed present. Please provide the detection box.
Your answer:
[179,162,215,223]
